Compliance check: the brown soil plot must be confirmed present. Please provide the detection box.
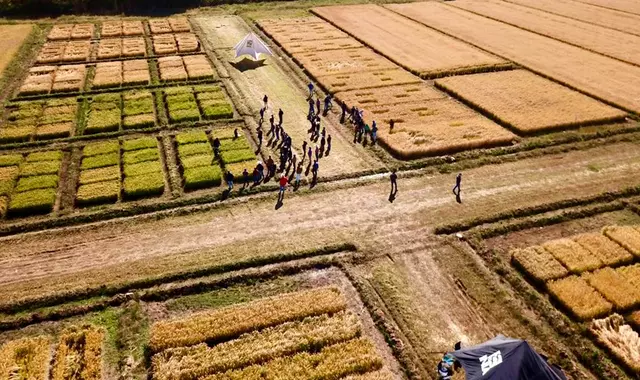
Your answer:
[367,98,516,158]
[505,0,640,37]
[0,24,33,76]
[259,20,348,43]
[319,69,421,93]
[313,4,507,78]
[435,70,627,134]
[450,0,640,67]
[279,38,362,54]
[295,47,397,77]
[335,83,446,109]
[388,2,640,114]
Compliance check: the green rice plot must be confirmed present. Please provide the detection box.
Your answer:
[123,90,156,130]
[220,148,256,165]
[76,180,120,206]
[123,136,158,152]
[183,165,221,191]
[8,188,57,216]
[123,172,164,199]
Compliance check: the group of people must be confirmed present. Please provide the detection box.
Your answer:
[340,102,380,147]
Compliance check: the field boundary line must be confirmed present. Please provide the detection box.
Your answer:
[570,0,640,17]
[383,3,639,117]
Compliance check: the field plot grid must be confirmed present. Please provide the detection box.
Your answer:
[387,2,640,114]
[313,4,509,78]
[0,97,78,143]
[36,40,92,64]
[435,70,627,134]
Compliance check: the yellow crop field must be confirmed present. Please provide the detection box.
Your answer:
[319,69,421,93]
[547,276,612,320]
[542,238,603,273]
[259,19,349,42]
[583,268,640,311]
[511,246,568,282]
[336,84,445,109]
[0,336,51,380]
[150,287,347,352]
[295,47,397,77]
[52,326,104,380]
[434,70,626,134]
[617,263,640,289]
[603,225,640,258]
[573,233,634,266]
[590,314,640,372]
[0,24,33,77]
[280,38,362,54]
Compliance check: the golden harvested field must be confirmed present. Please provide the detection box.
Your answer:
[604,225,640,258]
[0,337,51,380]
[573,233,634,266]
[0,24,33,77]
[335,83,445,109]
[367,98,516,158]
[259,20,349,42]
[280,38,362,54]
[318,69,421,93]
[542,238,603,274]
[511,246,568,282]
[505,0,640,37]
[575,0,640,15]
[387,2,640,114]
[584,268,640,311]
[450,0,640,67]
[590,315,640,372]
[547,275,613,320]
[313,5,506,78]
[47,23,94,40]
[619,264,640,290]
[100,20,145,37]
[435,70,627,134]
[18,64,86,95]
[295,47,397,77]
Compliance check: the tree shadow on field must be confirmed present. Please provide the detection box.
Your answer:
[231,58,266,72]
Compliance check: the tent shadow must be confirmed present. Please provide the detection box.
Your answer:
[231,58,266,72]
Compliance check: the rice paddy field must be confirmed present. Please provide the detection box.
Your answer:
[1,1,640,379]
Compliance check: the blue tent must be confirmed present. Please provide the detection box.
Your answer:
[447,335,567,380]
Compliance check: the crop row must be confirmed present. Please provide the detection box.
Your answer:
[0,336,51,380]
[18,55,216,97]
[47,18,191,41]
[202,338,383,380]
[51,325,104,380]
[76,136,165,206]
[0,150,62,218]
[149,287,347,352]
[152,311,362,380]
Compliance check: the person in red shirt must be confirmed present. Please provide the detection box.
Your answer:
[278,174,288,203]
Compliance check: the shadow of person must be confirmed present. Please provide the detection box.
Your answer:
[456,193,462,204]
[389,189,397,203]
[275,197,283,210]
[305,163,311,176]
[221,189,230,201]
[230,58,266,72]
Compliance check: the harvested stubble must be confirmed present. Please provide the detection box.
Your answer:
[176,33,199,53]
[36,42,66,64]
[320,69,420,93]
[158,56,187,82]
[48,24,73,40]
[153,34,177,55]
[365,98,515,158]
[584,267,640,311]
[313,5,506,77]
[434,71,627,134]
[62,41,91,62]
[590,314,640,372]
[123,21,144,36]
[336,83,445,109]
[603,225,640,258]
[0,336,51,380]
[260,20,348,43]
[169,17,191,33]
[183,55,215,80]
[511,246,568,282]
[547,275,612,320]
[123,59,150,85]
[152,311,362,380]
[618,264,640,290]
[149,19,172,34]
[52,326,104,380]
[202,338,382,380]
[100,37,145,59]
[18,66,55,95]
[70,24,94,40]
[296,47,397,77]
[542,238,603,274]
[97,39,122,60]
[387,2,640,114]
[280,38,363,54]
[100,21,122,37]
[93,60,149,88]
[51,64,86,93]
[573,233,634,266]
[150,287,347,352]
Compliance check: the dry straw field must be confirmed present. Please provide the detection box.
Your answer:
[0,24,33,74]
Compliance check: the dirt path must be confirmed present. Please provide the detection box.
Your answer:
[194,15,383,178]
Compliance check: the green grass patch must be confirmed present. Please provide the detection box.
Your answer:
[0,155,23,167]
[123,148,159,165]
[79,166,120,185]
[184,165,221,191]
[81,153,119,170]
[84,141,120,157]
[124,160,162,177]
[181,154,212,169]
[25,150,62,162]
[8,188,56,217]
[20,160,60,177]
[123,137,158,152]
[123,172,164,199]
[178,142,211,158]
[219,137,251,152]
[76,180,120,206]
[15,175,58,193]
[176,130,208,145]
[220,148,256,165]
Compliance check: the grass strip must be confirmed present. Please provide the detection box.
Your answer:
[150,287,347,352]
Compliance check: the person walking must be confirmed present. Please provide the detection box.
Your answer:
[340,101,347,123]
[315,145,320,161]
[295,163,303,188]
[212,138,221,158]
[278,174,288,203]
[326,134,332,155]
[278,108,284,126]
[308,98,315,120]
[371,121,378,145]
[390,170,398,194]
[266,156,275,178]
[323,94,332,115]
[256,161,264,182]
[252,167,260,185]
[307,82,314,99]
[452,173,462,203]
[319,135,325,155]
[302,141,308,159]
[226,170,234,192]
[263,94,268,110]
[259,107,265,122]
[307,146,313,163]
[257,127,263,148]
[242,168,249,189]
[312,160,319,183]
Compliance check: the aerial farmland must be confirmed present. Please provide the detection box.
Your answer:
[0,0,639,378]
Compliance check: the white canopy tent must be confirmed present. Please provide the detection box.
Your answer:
[234,33,273,60]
